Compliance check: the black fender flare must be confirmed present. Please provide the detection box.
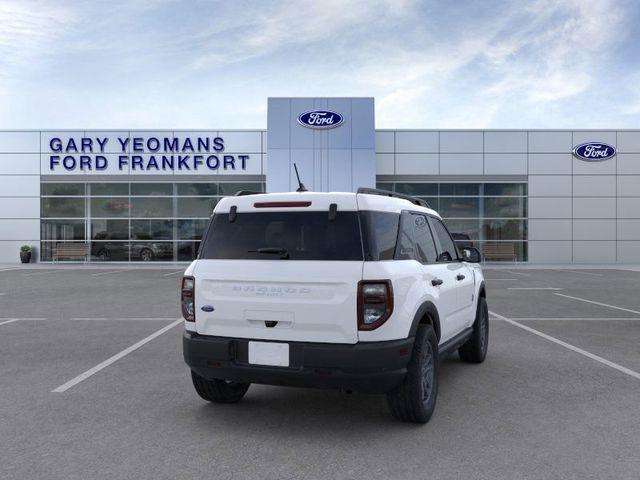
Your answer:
[408,301,441,341]
[478,280,486,300]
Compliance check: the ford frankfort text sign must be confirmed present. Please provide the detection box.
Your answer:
[45,135,250,173]
[297,110,344,129]
[572,142,616,162]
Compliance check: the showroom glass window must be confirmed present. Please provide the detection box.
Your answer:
[40,181,265,262]
[377,182,528,261]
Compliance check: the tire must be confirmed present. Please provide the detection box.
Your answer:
[97,249,110,261]
[458,296,489,363]
[386,324,438,423]
[190,370,250,403]
[140,248,154,262]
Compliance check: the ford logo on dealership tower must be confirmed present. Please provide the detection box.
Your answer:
[297,110,344,129]
[572,142,616,161]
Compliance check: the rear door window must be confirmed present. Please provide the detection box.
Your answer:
[394,212,438,263]
[200,211,363,261]
[412,214,438,263]
[429,217,459,262]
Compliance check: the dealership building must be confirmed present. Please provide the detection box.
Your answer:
[1,97,639,264]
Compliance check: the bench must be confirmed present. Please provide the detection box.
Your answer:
[52,243,89,262]
[482,242,516,262]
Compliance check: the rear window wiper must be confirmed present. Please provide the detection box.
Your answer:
[248,247,290,259]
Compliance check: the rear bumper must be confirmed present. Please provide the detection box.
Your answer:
[183,331,414,394]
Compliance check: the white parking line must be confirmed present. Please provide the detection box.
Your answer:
[0,318,47,323]
[91,270,125,277]
[69,317,178,321]
[0,292,5,295]
[560,269,603,277]
[485,278,518,281]
[51,319,182,393]
[162,270,184,277]
[505,317,640,321]
[508,287,563,290]
[0,267,21,272]
[554,293,640,316]
[489,310,640,381]
[504,270,532,277]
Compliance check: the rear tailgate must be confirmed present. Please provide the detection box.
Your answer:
[193,192,363,344]
[194,260,361,343]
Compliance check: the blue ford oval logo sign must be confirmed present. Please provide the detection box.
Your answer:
[297,110,344,129]
[573,142,616,162]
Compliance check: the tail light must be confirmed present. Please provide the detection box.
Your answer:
[181,276,195,321]
[357,280,393,330]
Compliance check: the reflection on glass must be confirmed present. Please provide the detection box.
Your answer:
[91,219,128,240]
[41,198,85,217]
[177,219,209,240]
[130,197,172,217]
[440,183,480,196]
[439,197,479,218]
[484,183,527,196]
[484,197,527,217]
[40,181,266,262]
[41,220,85,241]
[91,197,130,218]
[218,182,263,195]
[419,197,439,210]
[131,220,173,240]
[91,241,130,261]
[444,219,480,240]
[90,183,129,196]
[131,183,173,196]
[177,197,217,217]
[41,183,84,196]
[177,183,218,196]
[482,220,526,240]
[178,241,201,261]
[395,183,438,196]
[130,242,174,261]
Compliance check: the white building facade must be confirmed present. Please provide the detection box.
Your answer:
[1,97,639,264]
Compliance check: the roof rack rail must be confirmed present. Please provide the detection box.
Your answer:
[356,187,431,209]
[234,190,261,196]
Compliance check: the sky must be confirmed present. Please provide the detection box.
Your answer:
[0,0,639,129]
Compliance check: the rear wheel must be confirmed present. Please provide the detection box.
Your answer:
[191,371,250,403]
[458,296,489,363]
[386,324,438,423]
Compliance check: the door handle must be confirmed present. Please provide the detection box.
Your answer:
[456,274,465,281]
[431,278,443,286]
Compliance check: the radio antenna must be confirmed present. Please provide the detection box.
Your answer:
[293,163,308,192]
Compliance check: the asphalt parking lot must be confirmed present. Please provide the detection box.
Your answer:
[1,265,639,479]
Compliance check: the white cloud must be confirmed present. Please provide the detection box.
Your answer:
[0,1,74,70]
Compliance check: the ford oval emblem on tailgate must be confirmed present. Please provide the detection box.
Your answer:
[201,305,214,312]
[297,110,344,129]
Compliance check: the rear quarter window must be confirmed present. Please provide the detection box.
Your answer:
[359,211,400,261]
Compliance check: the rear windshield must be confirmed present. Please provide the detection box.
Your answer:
[200,211,363,261]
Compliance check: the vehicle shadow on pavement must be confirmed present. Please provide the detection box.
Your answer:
[187,360,463,433]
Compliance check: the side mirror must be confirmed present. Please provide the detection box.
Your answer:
[461,247,481,263]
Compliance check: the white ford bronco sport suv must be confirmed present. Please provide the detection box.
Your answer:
[182,188,488,423]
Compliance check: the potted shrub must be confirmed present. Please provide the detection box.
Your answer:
[20,245,32,264]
